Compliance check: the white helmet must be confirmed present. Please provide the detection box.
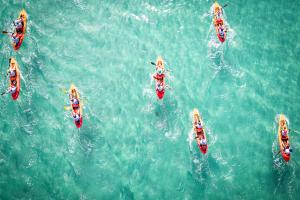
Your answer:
[284,148,290,155]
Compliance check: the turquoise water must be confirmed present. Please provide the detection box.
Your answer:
[1,0,300,199]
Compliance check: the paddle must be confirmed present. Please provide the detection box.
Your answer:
[2,31,13,35]
[1,91,7,96]
[275,150,281,157]
[222,4,228,8]
[165,85,172,90]
[292,130,300,134]
[64,105,72,111]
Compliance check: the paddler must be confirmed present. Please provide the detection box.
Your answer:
[13,17,24,33]
[69,89,80,109]
[73,111,81,123]
[71,97,80,109]
[7,58,17,79]
[153,60,165,82]
[218,24,225,38]
[195,122,203,134]
[7,80,17,94]
[200,138,207,146]
[156,82,164,92]
[282,140,292,155]
[195,122,207,145]
[281,128,289,140]
[9,32,20,46]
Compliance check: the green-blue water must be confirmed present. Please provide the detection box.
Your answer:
[1,0,300,199]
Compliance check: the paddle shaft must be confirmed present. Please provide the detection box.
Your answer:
[2,31,12,34]
[275,150,281,156]
[293,130,300,134]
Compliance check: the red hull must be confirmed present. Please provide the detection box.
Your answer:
[13,35,24,50]
[12,90,20,100]
[198,143,208,154]
[75,117,83,128]
[282,152,290,162]
[217,32,226,43]
[156,90,165,100]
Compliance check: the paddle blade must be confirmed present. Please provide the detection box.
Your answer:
[2,31,9,34]
[294,130,300,134]
[150,61,156,66]
[64,105,71,110]
[223,4,228,8]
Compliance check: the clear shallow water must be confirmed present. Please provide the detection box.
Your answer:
[0,0,300,199]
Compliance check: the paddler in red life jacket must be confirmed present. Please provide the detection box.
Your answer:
[69,89,80,110]
[282,140,292,155]
[153,60,165,83]
[195,122,203,137]
[195,122,207,146]
[72,110,81,123]
[156,81,164,92]
[14,14,24,34]
[7,80,17,94]
[9,32,20,46]
[281,128,289,140]
[7,58,17,80]
[71,97,80,109]
[218,24,225,38]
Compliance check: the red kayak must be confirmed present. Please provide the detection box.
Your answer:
[156,84,165,99]
[13,10,27,51]
[8,58,21,100]
[193,109,208,154]
[278,114,291,162]
[69,84,83,128]
[154,56,165,100]
[213,2,226,43]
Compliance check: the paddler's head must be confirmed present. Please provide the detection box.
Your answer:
[75,114,80,121]
[284,148,290,155]
[196,123,202,129]
[157,68,163,75]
